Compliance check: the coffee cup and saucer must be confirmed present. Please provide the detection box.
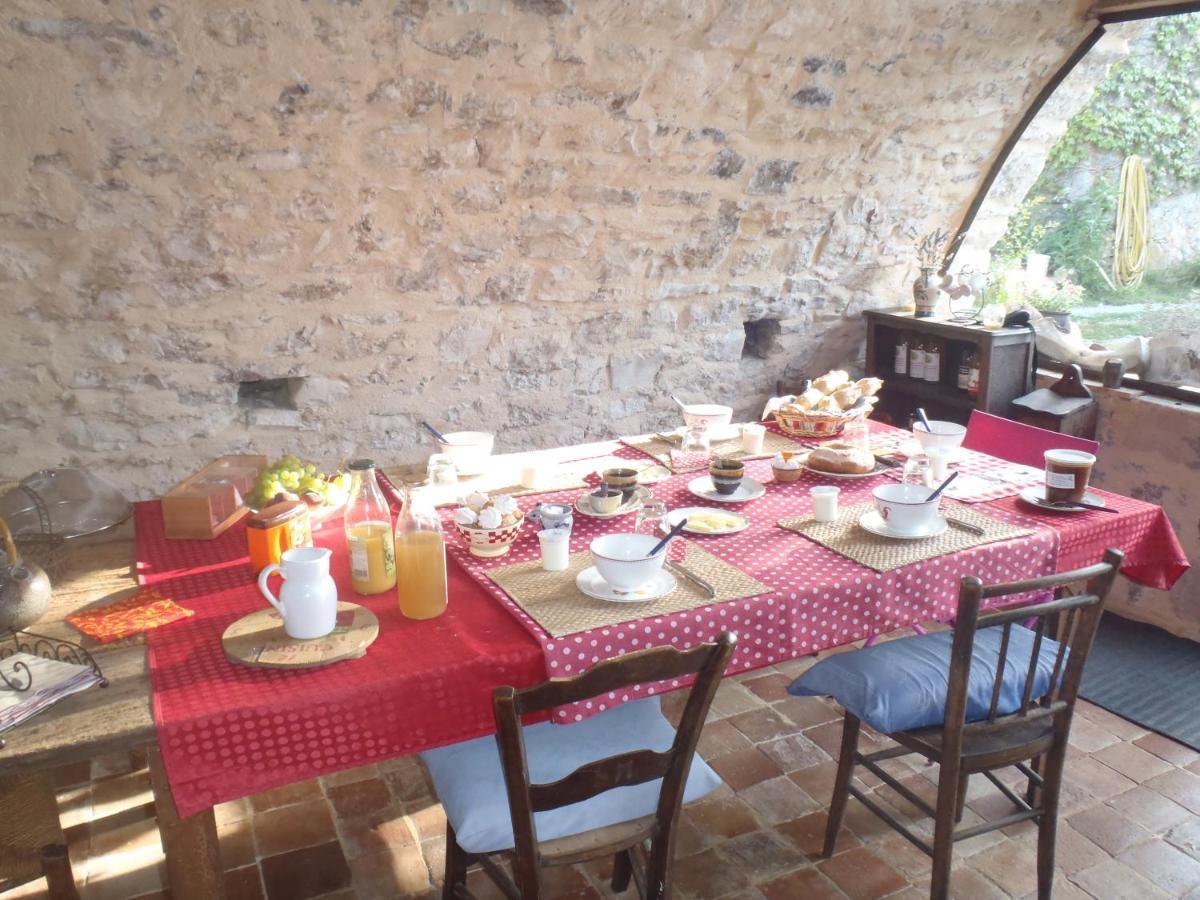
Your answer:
[859,483,948,540]
[575,533,677,603]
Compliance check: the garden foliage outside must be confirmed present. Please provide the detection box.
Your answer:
[993,13,1200,341]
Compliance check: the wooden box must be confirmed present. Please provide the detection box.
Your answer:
[161,455,268,540]
[1012,364,1098,439]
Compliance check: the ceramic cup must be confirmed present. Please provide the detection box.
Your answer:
[589,486,623,514]
[528,502,573,531]
[872,483,941,534]
[590,533,666,594]
[708,457,745,495]
[602,467,640,500]
[1044,449,1096,503]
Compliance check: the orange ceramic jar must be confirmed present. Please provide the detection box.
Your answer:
[247,500,312,575]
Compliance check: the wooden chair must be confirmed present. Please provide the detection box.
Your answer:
[428,632,736,900]
[821,549,1123,900]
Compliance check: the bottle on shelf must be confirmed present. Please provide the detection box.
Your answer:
[394,485,448,620]
[957,348,972,390]
[924,337,941,383]
[909,336,926,381]
[967,350,981,398]
[345,459,397,595]
[894,333,908,376]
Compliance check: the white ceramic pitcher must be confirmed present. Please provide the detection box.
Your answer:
[257,546,338,640]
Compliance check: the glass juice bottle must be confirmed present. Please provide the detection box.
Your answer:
[344,459,397,595]
[395,486,448,620]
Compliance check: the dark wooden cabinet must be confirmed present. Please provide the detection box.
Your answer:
[864,309,1035,426]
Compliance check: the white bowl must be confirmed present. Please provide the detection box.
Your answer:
[682,404,734,430]
[590,533,667,594]
[872,483,941,534]
[436,431,494,476]
[912,420,967,452]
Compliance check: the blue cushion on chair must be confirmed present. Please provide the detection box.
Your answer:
[419,697,722,854]
[788,627,1065,735]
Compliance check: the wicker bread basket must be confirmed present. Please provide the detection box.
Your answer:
[774,407,869,438]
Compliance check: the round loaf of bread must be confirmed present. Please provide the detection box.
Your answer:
[807,444,876,475]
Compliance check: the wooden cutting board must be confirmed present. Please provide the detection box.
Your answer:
[222,602,379,669]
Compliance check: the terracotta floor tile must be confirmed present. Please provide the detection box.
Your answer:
[215,797,252,828]
[673,810,713,857]
[318,763,380,789]
[728,706,802,744]
[698,718,755,758]
[757,733,830,774]
[708,680,771,720]
[1118,838,1200,895]
[1076,703,1149,742]
[407,801,447,844]
[1067,715,1123,754]
[419,835,445,888]
[760,866,844,900]
[967,837,1040,897]
[219,818,258,871]
[947,865,1008,900]
[772,653,821,680]
[1107,785,1193,833]
[775,694,844,730]
[347,842,432,897]
[1092,741,1175,783]
[840,796,903,844]
[741,672,793,703]
[673,846,752,898]
[788,760,840,801]
[737,775,821,825]
[249,778,325,813]
[817,845,908,900]
[1069,857,1171,900]
[259,840,353,900]
[224,865,266,900]
[1055,822,1111,875]
[1167,818,1200,861]
[383,759,435,808]
[776,810,860,858]
[1067,803,1154,855]
[1145,767,1200,815]
[1135,732,1200,767]
[720,828,808,880]
[687,794,761,839]
[335,810,417,859]
[326,776,392,821]
[252,798,338,857]
[1063,755,1138,802]
[708,747,783,791]
[870,832,933,882]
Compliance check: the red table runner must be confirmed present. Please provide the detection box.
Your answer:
[136,503,545,819]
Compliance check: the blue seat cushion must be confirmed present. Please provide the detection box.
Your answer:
[419,697,722,854]
[788,626,1065,735]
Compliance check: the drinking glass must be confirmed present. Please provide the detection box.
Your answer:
[902,456,931,488]
[841,418,871,452]
[671,425,711,471]
[635,499,668,537]
[427,454,458,487]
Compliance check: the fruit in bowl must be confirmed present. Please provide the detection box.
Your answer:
[248,456,351,511]
[453,492,523,558]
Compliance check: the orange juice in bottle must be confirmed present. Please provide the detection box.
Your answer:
[344,459,396,594]
[395,486,448,620]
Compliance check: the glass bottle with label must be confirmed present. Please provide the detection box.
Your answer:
[967,351,981,398]
[345,459,397,595]
[894,333,908,376]
[394,485,448,620]
[924,338,941,383]
[957,348,972,390]
[908,336,926,381]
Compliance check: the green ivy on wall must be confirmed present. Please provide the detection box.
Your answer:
[994,12,1200,297]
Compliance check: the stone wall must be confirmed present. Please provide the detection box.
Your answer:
[0,0,1093,497]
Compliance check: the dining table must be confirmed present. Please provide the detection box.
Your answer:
[0,420,1188,899]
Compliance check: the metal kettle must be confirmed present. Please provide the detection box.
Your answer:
[0,515,51,632]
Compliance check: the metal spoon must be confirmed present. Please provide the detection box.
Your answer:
[671,395,690,412]
[925,471,959,503]
[421,421,451,443]
[915,407,933,434]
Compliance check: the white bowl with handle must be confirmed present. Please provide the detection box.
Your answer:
[590,533,667,594]
[872,483,941,535]
[912,420,967,452]
[436,431,494,476]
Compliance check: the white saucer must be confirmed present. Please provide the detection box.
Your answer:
[576,566,677,603]
[687,476,766,504]
[1019,486,1107,513]
[859,510,948,540]
[662,507,750,535]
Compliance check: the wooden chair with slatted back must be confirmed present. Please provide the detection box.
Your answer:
[432,632,736,900]
[822,549,1123,900]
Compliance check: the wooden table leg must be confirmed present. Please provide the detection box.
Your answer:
[147,746,226,899]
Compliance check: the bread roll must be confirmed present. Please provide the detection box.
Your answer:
[807,445,876,475]
[831,385,862,410]
[814,396,841,414]
[799,387,825,409]
[855,377,884,396]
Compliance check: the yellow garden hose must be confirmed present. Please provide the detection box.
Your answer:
[1112,155,1149,289]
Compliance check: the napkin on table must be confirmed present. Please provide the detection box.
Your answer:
[66,588,194,643]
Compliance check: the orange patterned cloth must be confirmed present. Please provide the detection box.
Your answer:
[67,589,194,643]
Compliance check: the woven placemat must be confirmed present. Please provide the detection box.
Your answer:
[487,542,771,638]
[777,502,1035,573]
[621,430,806,472]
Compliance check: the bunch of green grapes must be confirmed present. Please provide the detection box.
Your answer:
[249,456,349,508]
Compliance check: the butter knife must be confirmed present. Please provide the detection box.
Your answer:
[668,561,716,598]
[946,519,986,536]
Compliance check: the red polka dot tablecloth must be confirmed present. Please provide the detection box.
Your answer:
[445,422,1188,724]
[135,502,546,819]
